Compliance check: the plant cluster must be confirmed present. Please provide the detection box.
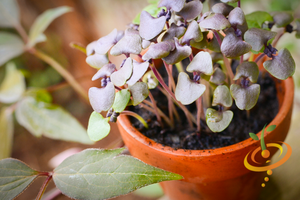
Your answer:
[86,0,297,141]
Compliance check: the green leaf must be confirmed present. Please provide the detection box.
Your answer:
[112,89,131,113]
[0,62,25,103]
[134,183,164,198]
[245,11,273,29]
[206,108,233,132]
[0,0,20,28]
[0,32,25,66]
[267,125,276,132]
[249,132,259,140]
[142,71,159,89]
[0,107,13,160]
[0,158,38,199]
[87,111,110,142]
[212,85,232,107]
[28,6,72,48]
[53,148,182,200]
[132,4,163,25]
[15,97,93,144]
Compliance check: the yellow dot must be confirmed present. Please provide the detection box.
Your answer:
[261,150,270,158]
[267,170,272,175]
[264,177,269,182]
[266,160,271,163]
[262,183,265,187]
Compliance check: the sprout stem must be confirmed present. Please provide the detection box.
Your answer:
[254,53,266,64]
[36,174,53,200]
[157,86,180,121]
[196,97,202,132]
[70,42,87,54]
[212,30,234,83]
[140,102,172,127]
[238,0,241,8]
[121,111,148,128]
[150,64,194,128]
[148,91,163,127]
[31,49,89,102]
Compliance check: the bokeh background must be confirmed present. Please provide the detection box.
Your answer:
[2,0,300,199]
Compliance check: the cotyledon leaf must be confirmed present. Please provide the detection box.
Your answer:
[15,97,93,144]
[87,112,110,142]
[0,0,20,28]
[0,158,38,200]
[53,148,182,200]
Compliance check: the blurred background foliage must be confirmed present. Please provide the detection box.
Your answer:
[0,0,299,199]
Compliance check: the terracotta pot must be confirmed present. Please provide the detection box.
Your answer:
[117,75,294,200]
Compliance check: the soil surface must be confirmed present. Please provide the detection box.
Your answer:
[130,61,279,150]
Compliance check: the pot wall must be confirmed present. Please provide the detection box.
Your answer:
[117,76,294,200]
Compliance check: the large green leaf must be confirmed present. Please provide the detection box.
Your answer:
[0,107,13,160]
[28,6,72,47]
[53,148,182,200]
[112,89,131,113]
[0,32,25,66]
[0,62,25,103]
[0,0,19,28]
[245,11,273,29]
[15,97,93,144]
[0,158,38,199]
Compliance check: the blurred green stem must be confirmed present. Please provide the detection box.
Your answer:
[31,49,89,102]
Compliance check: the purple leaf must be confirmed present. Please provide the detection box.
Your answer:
[158,0,185,12]
[228,7,246,27]
[181,20,203,44]
[233,61,259,83]
[162,23,186,41]
[186,51,213,75]
[142,41,174,60]
[244,28,277,51]
[199,13,231,30]
[212,3,234,16]
[139,11,166,41]
[110,57,133,86]
[94,29,124,55]
[175,72,206,105]
[230,83,260,110]
[86,54,109,69]
[176,0,203,21]
[127,61,149,86]
[92,63,116,81]
[88,82,115,112]
[162,38,191,64]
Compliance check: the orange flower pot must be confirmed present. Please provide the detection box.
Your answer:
[117,75,294,200]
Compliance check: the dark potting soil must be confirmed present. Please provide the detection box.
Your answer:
[129,61,279,150]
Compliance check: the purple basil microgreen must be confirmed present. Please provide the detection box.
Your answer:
[85,54,109,69]
[175,0,203,21]
[220,0,239,3]
[110,57,133,86]
[244,28,277,52]
[88,82,115,113]
[271,11,294,28]
[162,23,186,41]
[221,29,252,58]
[86,41,97,56]
[142,41,174,60]
[245,11,273,29]
[206,108,233,132]
[142,71,159,89]
[186,51,213,75]
[129,82,149,106]
[139,10,166,41]
[112,89,131,113]
[162,38,192,65]
[233,61,259,83]
[230,83,260,110]
[181,20,203,45]
[209,67,226,85]
[263,48,295,80]
[191,31,223,52]
[295,19,300,38]
[212,85,232,107]
[110,29,142,56]
[94,29,123,55]
[126,61,150,86]
[92,63,116,81]
[175,72,206,105]
[199,13,231,30]
[158,0,185,12]
[142,40,151,49]
[228,7,246,27]
[211,3,234,16]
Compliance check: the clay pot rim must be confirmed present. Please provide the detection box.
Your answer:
[118,76,294,157]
